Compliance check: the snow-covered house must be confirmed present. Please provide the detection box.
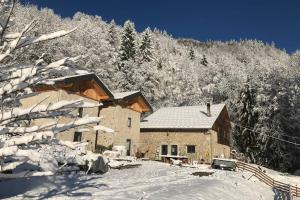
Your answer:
[98,91,152,156]
[140,103,232,163]
[21,73,152,154]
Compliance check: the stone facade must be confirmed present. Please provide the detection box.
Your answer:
[21,90,142,156]
[97,105,141,156]
[140,130,230,163]
[21,90,100,151]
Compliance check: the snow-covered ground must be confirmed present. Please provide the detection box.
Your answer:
[0,161,297,200]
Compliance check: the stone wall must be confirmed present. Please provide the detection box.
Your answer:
[140,130,230,163]
[21,90,142,156]
[97,105,141,156]
[21,90,99,151]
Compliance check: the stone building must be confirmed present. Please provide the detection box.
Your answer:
[21,73,152,155]
[140,103,232,163]
[97,91,152,156]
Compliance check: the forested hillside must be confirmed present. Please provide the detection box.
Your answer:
[15,3,300,172]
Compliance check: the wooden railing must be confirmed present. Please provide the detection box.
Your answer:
[236,161,300,197]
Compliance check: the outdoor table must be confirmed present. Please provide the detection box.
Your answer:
[160,155,188,164]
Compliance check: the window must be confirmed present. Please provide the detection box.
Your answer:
[187,145,196,153]
[218,127,229,145]
[218,127,228,145]
[171,145,178,156]
[127,117,132,127]
[161,145,168,155]
[73,132,82,142]
[78,107,83,118]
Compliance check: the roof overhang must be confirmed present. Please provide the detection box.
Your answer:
[105,91,153,113]
[33,73,114,101]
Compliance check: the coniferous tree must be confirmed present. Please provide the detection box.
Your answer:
[139,27,153,62]
[233,83,259,163]
[256,74,300,172]
[188,47,195,60]
[119,20,136,63]
[201,55,208,66]
[107,20,118,49]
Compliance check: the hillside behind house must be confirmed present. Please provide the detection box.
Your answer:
[14,3,300,173]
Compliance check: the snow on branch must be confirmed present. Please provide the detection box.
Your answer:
[0,171,54,180]
[0,158,28,172]
[57,140,88,150]
[0,99,101,125]
[0,0,109,178]
[49,117,100,137]
[0,131,54,148]
[17,28,77,49]
[93,125,114,133]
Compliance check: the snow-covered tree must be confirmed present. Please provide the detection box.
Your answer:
[119,20,136,63]
[0,0,107,179]
[107,19,119,49]
[188,47,195,60]
[255,72,300,172]
[138,27,153,62]
[201,54,208,66]
[233,83,259,163]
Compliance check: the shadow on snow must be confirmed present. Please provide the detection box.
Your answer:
[0,174,107,199]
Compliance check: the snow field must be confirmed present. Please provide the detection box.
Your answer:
[0,161,277,200]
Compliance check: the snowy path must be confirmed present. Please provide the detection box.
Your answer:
[0,161,279,199]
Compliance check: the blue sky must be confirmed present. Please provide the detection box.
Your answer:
[20,0,300,53]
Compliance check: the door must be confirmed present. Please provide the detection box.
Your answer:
[171,145,178,156]
[161,145,168,155]
[126,139,131,156]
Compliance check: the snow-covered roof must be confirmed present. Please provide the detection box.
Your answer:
[141,104,226,130]
[112,90,153,112]
[113,91,140,100]
[51,73,114,99]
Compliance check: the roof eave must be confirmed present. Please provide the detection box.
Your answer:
[53,73,114,100]
[113,91,153,113]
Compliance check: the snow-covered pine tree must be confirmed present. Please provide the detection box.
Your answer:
[107,19,119,49]
[188,47,195,60]
[119,20,136,63]
[233,83,259,163]
[115,20,138,90]
[0,0,108,179]
[201,55,208,66]
[138,27,153,62]
[256,73,300,172]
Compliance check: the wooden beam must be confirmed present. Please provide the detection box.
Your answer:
[33,80,110,101]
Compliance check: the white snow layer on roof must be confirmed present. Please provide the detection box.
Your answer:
[50,73,94,82]
[141,104,226,129]
[113,91,139,100]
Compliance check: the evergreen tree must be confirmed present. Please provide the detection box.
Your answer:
[119,20,136,63]
[233,83,259,163]
[139,27,154,62]
[188,47,195,60]
[201,55,208,66]
[107,19,118,49]
[255,74,300,172]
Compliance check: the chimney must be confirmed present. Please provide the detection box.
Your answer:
[207,102,211,117]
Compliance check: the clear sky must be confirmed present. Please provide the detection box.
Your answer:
[20,0,300,53]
